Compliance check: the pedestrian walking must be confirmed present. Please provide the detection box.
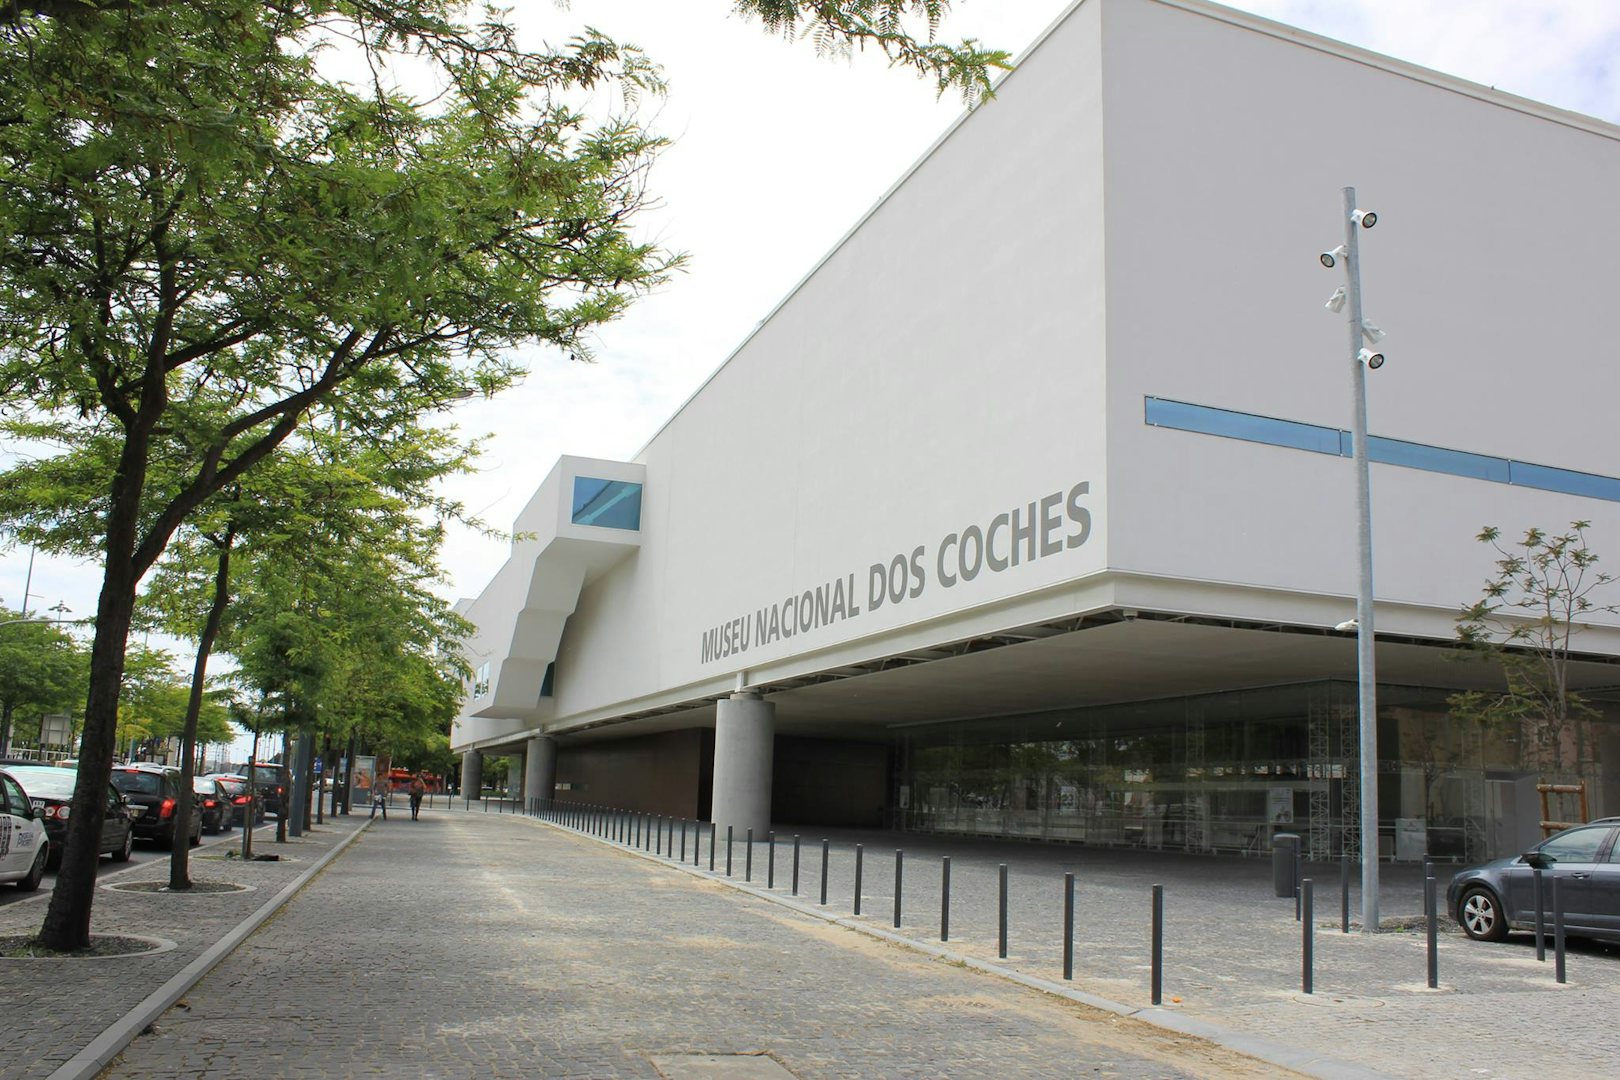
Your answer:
[370,784,387,820]
[409,774,427,820]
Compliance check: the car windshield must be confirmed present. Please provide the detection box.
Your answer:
[7,767,76,799]
[215,778,247,795]
[110,771,166,796]
[250,766,282,786]
[192,778,217,795]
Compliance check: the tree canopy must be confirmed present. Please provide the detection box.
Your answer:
[0,0,1005,952]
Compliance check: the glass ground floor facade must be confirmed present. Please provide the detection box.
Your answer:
[895,680,1620,863]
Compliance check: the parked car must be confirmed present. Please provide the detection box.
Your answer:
[192,775,232,834]
[206,774,264,828]
[1448,820,1620,943]
[243,761,291,818]
[109,764,201,848]
[0,767,50,890]
[4,764,133,867]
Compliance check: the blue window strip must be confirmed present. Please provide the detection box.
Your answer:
[571,477,643,530]
[1145,397,1620,503]
[1144,398,1341,455]
[1508,461,1620,502]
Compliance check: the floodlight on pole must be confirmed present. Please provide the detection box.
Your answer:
[1320,186,1382,933]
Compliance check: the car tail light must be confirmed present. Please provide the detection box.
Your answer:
[39,803,69,819]
[204,799,217,808]
[159,798,175,819]
[233,795,248,805]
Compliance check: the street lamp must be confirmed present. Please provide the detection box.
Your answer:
[1321,186,1383,933]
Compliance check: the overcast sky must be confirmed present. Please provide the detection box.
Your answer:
[6,0,1620,661]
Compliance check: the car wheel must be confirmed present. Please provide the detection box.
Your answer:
[16,845,48,892]
[110,829,133,862]
[1458,885,1509,942]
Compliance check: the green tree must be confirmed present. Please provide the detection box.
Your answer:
[0,611,83,756]
[0,0,1003,952]
[1451,522,1619,784]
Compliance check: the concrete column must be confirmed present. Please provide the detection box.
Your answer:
[461,751,483,799]
[524,736,557,813]
[711,692,775,837]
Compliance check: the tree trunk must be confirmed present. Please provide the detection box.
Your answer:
[170,527,235,890]
[38,422,152,950]
[0,700,13,758]
[342,731,356,815]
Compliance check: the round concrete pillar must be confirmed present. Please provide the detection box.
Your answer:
[524,736,557,813]
[711,692,775,837]
[461,750,483,799]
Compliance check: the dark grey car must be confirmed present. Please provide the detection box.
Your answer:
[1448,821,1620,942]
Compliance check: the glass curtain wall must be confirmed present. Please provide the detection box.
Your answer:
[895,680,1591,863]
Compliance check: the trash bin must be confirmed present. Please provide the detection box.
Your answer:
[1272,832,1300,897]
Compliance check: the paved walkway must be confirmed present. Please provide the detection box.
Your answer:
[545,816,1620,1078]
[0,814,368,1080]
[99,812,1285,1079]
[10,807,1616,1078]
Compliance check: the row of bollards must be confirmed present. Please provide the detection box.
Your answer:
[532,801,1577,1002]
[533,799,1172,1002]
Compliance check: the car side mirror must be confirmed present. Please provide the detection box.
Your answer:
[1522,851,1552,870]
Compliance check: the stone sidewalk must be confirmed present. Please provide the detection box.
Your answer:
[12,806,1615,1079]
[99,811,1290,1080]
[559,814,1620,1078]
[0,813,369,1080]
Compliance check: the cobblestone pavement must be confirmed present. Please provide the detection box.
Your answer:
[576,816,1620,1079]
[0,814,367,1080]
[102,812,1289,1080]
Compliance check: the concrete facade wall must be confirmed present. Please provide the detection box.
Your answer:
[542,0,1111,730]
[1100,0,1620,639]
[554,730,707,817]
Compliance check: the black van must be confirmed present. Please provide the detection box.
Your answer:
[244,761,291,818]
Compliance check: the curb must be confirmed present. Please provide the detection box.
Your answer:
[522,815,1390,1080]
[46,818,375,1080]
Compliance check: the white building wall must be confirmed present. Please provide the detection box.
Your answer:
[1100,0,1620,639]
[549,1,1112,726]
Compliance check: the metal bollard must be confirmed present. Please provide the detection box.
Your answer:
[792,835,801,895]
[1151,883,1164,1006]
[746,828,754,881]
[680,819,688,863]
[894,849,904,928]
[1295,845,1303,922]
[1553,875,1567,984]
[1533,867,1546,963]
[941,856,951,942]
[635,814,641,849]
[1425,871,1438,989]
[1303,878,1314,994]
[768,832,776,889]
[1063,871,1074,980]
[854,844,864,915]
[1340,852,1350,934]
[820,839,830,905]
[998,863,1009,960]
[656,815,663,856]
[726,825,734,876]
[709,822,716,871]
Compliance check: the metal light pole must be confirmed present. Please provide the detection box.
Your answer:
[1328,186,1381,932]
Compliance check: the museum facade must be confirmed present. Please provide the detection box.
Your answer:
[451,0,1620,864]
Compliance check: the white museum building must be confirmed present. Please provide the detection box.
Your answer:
[450,0,1620,864]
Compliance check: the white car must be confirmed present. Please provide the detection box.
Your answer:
[0,768,51,890]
